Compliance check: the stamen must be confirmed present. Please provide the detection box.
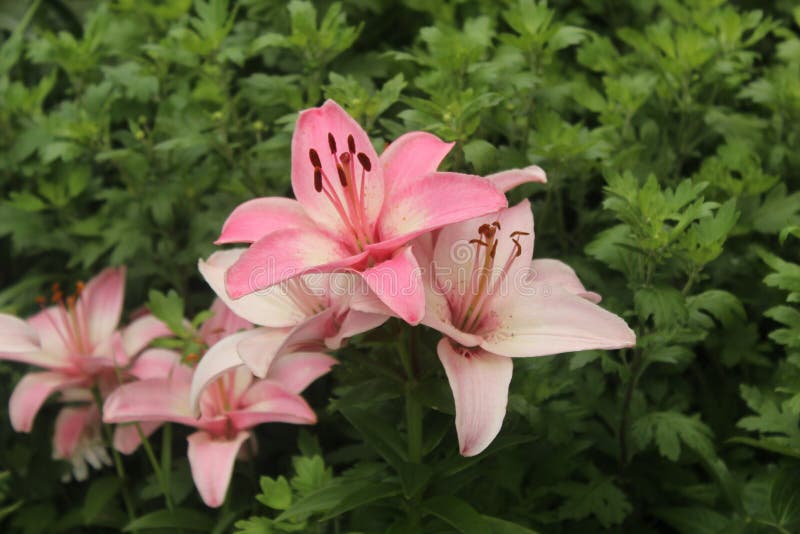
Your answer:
[490,241,498,259]
[35,295,46,307]
[357,153,372,172]
[510,231,529,237]
[469,239,489,247]
[348,134,356,154]
[336,165,348,187]
[340,152,351,165]
[309,149,321,168]
[314,168,323,192]
[75,281,85,295]
[328,133,337,153]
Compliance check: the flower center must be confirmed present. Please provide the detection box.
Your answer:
[36,282,93,358]
[455,222,529,333]
[309,132,374,251]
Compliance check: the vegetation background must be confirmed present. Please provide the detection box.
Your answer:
[1,0,799,532]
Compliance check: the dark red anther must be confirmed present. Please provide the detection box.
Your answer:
[328,133,337,153]
[512,239,523,257]
[492,221,501,230]
[357,152,372,171]
[510,231,530,238]
[336,165,348,187]
[314,168,323,192]
[490,241,498,259]
[35,295,46,307]
[340,152,351,165]
[469,239,489,247]
[478,223,497,239]
[347,134,356,154]
[309,149,321,167]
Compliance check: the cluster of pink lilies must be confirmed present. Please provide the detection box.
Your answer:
[0,100,635,507]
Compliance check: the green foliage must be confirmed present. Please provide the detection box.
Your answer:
[1,0,800,533]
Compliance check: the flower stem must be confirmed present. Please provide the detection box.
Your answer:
[398,327,423,463]
[91,387,137,530]
[135,422,175,511]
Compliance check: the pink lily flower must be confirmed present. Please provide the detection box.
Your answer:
[194,249,389,384]
[0,267,171,478]
[218,100,544,325]
[414,201,636,456]
[103,301,335,507]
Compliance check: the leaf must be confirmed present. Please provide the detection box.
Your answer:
[123,508,212,531]
[634,287,687,328]
[555,477,632,528]
[319,482,401,521]
[257,476,292,510]
[771,467,800,529]
[632,412,715,461]
[422,495,490,534]
[147,289,187,336]
[482,515,540,533]
[83,476,122,524]
[339,407,408,469]
[688,290,746,329]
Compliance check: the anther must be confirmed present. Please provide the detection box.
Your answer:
[340,152,351,165]
[510,231,530,237]
[469,239,489,247]
[478,224,496,239]
[309,149,321,167]
[492,221,501,230]
[314,168,323,192]
[347,134,356,154]
[512,239,523,257]
[328,133,337,153]
[75,281,85,295]
[67,295,76,309]
[336,165,348,187]
[36,295,46,307]
[490,241,498,259]
[357,152,372,171]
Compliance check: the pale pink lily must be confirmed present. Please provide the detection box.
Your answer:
[103,330,335,507]
[0,267,171,478]
[413,201,635,456]
[219,100,544,325]
[194,249,389,386]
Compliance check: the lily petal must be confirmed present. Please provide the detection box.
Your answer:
[361,247,425,325]
[83,267,126,348]
[190,330,266,412]
[378,172,507,246]
[437,338,513,457]
[121,314,171,357]
[0,314,41,353]
[187,430,250,507]
[216,197,315,244]
[52,405,93,460]
[530,259,601,303]
[129,349,187,381]
[325,310,389,350]
[225,227,362,299]
[485,165,547,192]
[199,298,252,347]
[482,286,636,358]
[267,352,338,394]
[113,421,163,455]
[9,372,84,432]
[292,100,384,234]
[102,376,198,428]
[380,131,454,197]
[233,381,317,428]
[199,250,307,328]
[27,308,73,361]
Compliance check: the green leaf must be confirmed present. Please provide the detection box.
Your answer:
[482,515,540,533]
[422,495,490,534]
[632,412,715,461]
[257,476,292,510]
[319,482,401,521]
[123,508,212,531]
[147,289,187,336]
[555,477,632,528]
[83,476,122,524]
[771,467,800,530]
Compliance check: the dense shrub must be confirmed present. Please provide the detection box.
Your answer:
[1,0,799,532]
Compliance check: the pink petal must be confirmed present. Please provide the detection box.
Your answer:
[236,327,296,379]
[82,267,126,348]
[437,338,513,457]
[52,405,94,460]
[380,131,454,197]
[199,250,307,328]
[187,430,250,507]
[113,421,162,455]
[189,330,263,411]
[530,259,601,303]
[225,228,362,299]
[361,247,425,325]
[485,165,547,192]
[420,288,484,348]
[9,372,85,432]
[121,314,171,357]
[129,349,187,381]
[27,308,72,362]
[325,310,388,349]
[267,352,338,394]
[377,172,507,245]
[102,376,198,428]
[292,100,384,234]
[216,197,315,244]
[0,313,41,353]
[232,381,317,428]
[482,286,636,358]
[199,298,252,347]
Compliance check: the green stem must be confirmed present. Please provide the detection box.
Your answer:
[398,328,423,463]
[135,423,175,511]
[91,387,137,529]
